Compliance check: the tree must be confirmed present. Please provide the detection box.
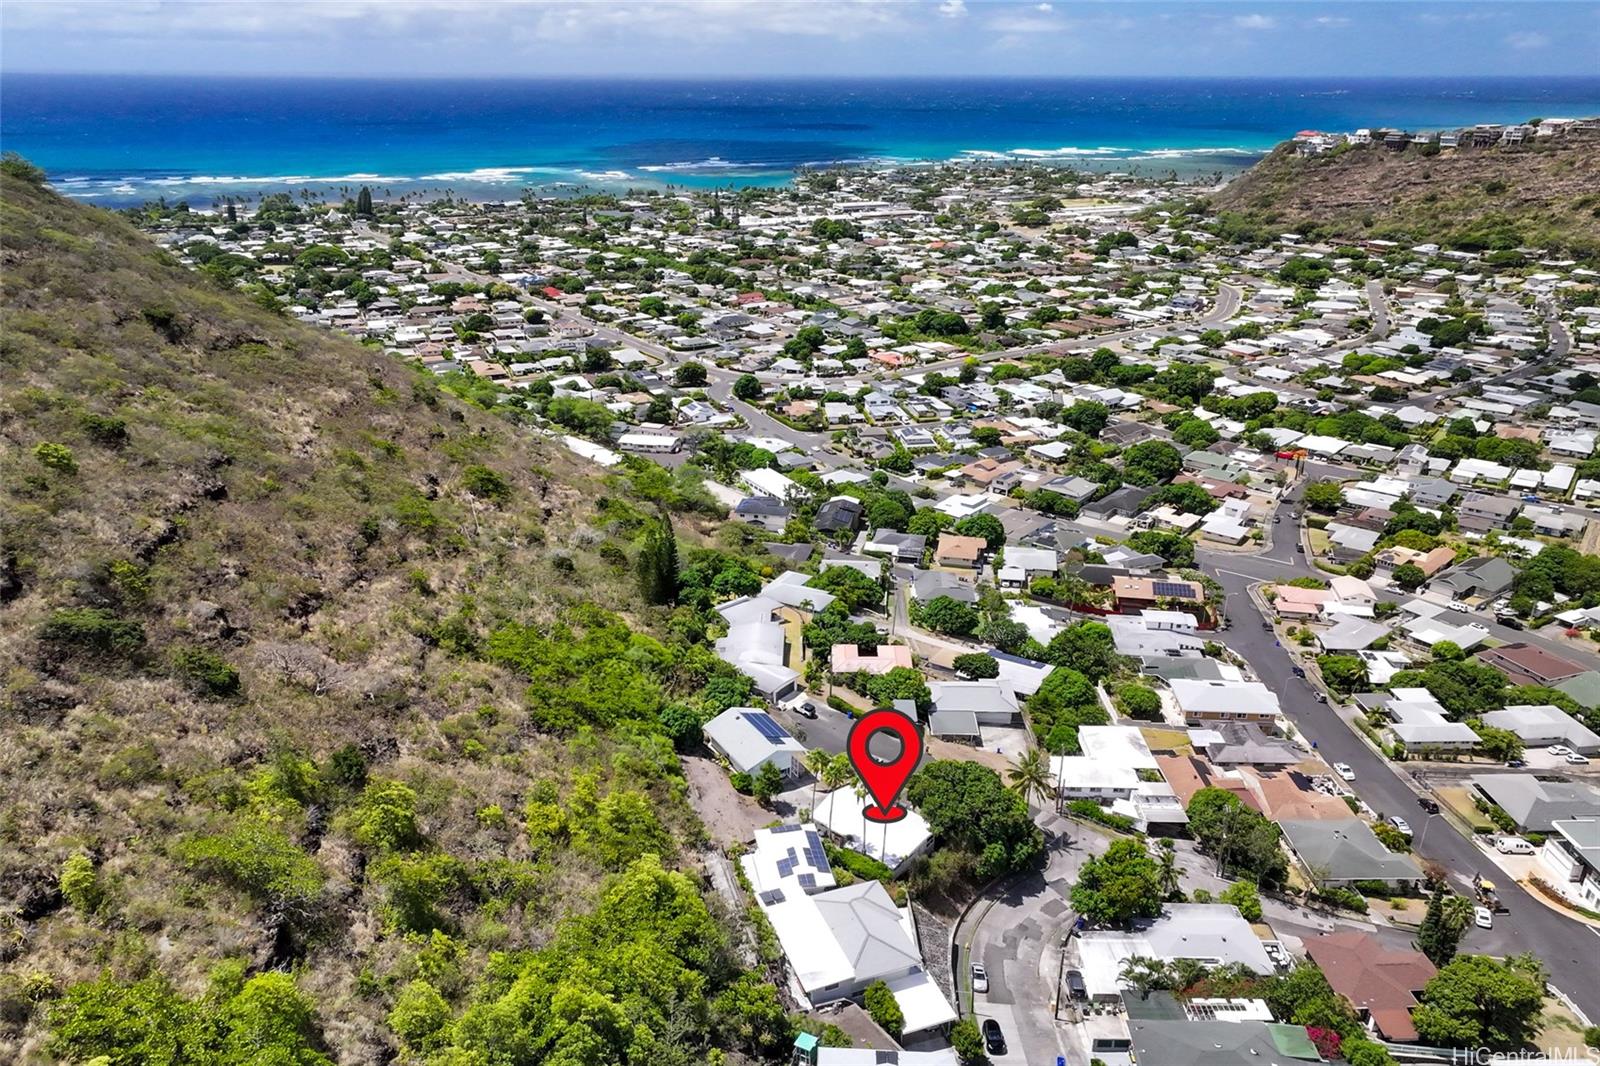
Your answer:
[1413,954,1546,1051]
[953,652,1000,679]
[950,1017,989,1066]
[920,595,979,637]
[1006,748,1055,810]
[1071,837,1164,926]
[1303,480,1345,513]
[1121,441,1183,486]
[1417,886,1474,966]
[60,853,102,914]
[355,186,374,216]
[1392,562,1427,592]
[752,761,784,806]
[1149,481,1218,516]
[1061,401,1110,437]
[1316,655,1367,695]
[906,760,1043,878]
[732,373,762,401]
[1044,622,1121,681]
[637,512,678,605]
[1474,725,1523,764]
[1186,788,1287,886]
[674,362,708,388]
[954,513,1006,549]
[811,564,885,611]
[863,980,904,1038]
[1219,880,1263,921]
[803,748,833,813]
[908,508,953,538]
[1117,684,1162,721]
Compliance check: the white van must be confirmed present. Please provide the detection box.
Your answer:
[1495,836,1535,855]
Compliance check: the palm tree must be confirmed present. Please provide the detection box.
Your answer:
[1439,893,1475,937]
[1155,839,1181,898]
[1007,748,1055,812]
[803,748,832,815]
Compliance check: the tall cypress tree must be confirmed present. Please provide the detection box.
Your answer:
[355,186,373,217]
[637,512,678,606]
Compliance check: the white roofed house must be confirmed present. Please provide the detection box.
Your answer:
[1168,679,1280,725]
[703,707,808,777]
[740,824,956,1036]
[1379,689,1478,752]
[928,679,1021,726]
[811,788,934,875]
[713,572,837,701]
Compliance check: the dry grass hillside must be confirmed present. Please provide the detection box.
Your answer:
[1210,134,1600,255]
[0,170,789,1065]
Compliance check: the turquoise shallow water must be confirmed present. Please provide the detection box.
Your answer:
[6,75,1600,205]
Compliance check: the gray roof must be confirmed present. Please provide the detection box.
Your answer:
[1318,617,1390,652]
[702,707,806,774]
[1435,555,1515,595]
[1204,723,1304,766]
[1279,818,1423,884]
[1470,774,1600,831]
[809,880,922,981]
[1480,705,1600,752]
[929,709,981,737]
[1128,1020,1322,1066]
[912,571,978,603]
[1140,656,1231,681]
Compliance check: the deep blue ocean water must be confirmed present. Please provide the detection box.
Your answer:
[6,75,1600,206]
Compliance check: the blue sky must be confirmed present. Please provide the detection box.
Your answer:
[3,0,1598,78]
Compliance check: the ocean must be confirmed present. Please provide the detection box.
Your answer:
[6,74,1600,207]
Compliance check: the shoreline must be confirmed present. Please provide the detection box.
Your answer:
[48,148,1262,208]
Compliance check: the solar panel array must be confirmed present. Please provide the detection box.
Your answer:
[1153,581,1195,599]
[771,824,802,835]
[758,889,785,906]
[803,831,830,872]
[744,711,789,744]
[776,856,795,878]
[797,873,816,890]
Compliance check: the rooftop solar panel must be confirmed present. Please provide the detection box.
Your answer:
[744,711,790,743]
[776,857,794,877]
[771,824,802,834]
[1153,581,1195,598]
[758,889,785,906]
[797,873,816,890]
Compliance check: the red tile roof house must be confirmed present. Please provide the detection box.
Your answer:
[1477,643,1587,688]
[1305,931,1436,1043]
[1270,584,1333,619]
[831,644,914,676]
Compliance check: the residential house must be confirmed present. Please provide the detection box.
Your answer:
[1279,819,1422,887]
[1480,705,1600,755]
[1537,818,1600,911]
[831,644,914,676]
[1478,642,1587,688]
[1470,774,1600,831]
[816,496,866,534]
[1168,679,1281,725]
[734,495,792,533]
[703,707,807,776]
[1433,556,1515,602]
[1455,492,1519,533]
[1113,576,1206,615]
[862,530,926,563]
[1304,931,1435,1044]
[927,680,1020,727]
[933,533,987,569]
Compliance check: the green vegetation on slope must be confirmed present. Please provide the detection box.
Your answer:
[1208,137,1600,257]
[0,169,794,1063]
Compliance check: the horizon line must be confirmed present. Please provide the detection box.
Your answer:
[7,70,1600,83]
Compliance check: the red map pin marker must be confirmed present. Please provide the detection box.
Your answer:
[847,708,923,823]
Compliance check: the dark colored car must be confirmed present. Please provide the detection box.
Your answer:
[1066,969,1088,1000]
[1498,616,1525,630]
[983,1019,1007,1056]
[1291,665,1307,678]
[1262,621,1273,631]
[1418,797,1441,814]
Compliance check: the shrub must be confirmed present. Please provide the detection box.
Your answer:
[170,645,242,697]
[174,821,324,909]
[352,780,423,851]
[1219,880,1263,921]
[1117,684,1162,721]
[33,441,77,473]
[951,1017,988,1065]
[863,980,904,1039]
[59,854,102,914]
[729,771,753,794]
[80,413,128,447]
[461,464,511,503]
[38,608,146,659]
[1067,799,1138,833]
[387,979,452,1052]
[824,842,894,884]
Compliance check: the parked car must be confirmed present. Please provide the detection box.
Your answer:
[1291,665,1307,678]
[1497,614,1525,629]
[1507,758,1527,768]
[1474,905,1494,929]
[983,1019,1007,1056]
[1296,545,1306,554]
[1333,762,1356,782]
[1389,816,1413,836]
[1418,797,1441,814]
[1566,752,1591,765]
[1291,511,1302,520]
[1446,601,1470,614]
[1273,515,1281,524]
[1066,969,1088,1001]
[1548,745,1573,757]
[795,701,818,719]
[1496,836,1535,855]
[1314,692,1328,704]
[1262,621,1273,631]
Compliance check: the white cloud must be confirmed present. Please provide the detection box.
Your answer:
[1310,15,1350,28]
[938,0,967,18]
[1507,30,1549,50]
[1232,13,1277,30]
[1036,2,1054,11]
